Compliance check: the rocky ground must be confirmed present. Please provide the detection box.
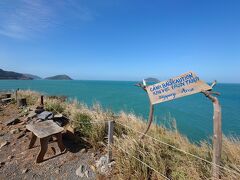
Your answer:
[0,102,108,180]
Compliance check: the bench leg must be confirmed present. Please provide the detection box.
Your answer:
[36,136,50,163]
[28,132,37,149]
[55,133,66,152]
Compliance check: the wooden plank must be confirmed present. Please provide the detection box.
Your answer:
[146,71,212,105]
[26,120,64,138]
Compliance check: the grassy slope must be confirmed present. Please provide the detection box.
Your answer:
[18,90,240,179]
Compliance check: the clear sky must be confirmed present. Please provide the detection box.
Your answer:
[0,0,239,82]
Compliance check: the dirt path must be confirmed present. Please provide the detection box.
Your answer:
[0,103,98,180]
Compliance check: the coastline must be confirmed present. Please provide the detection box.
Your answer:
[1,81,240,142]
[1,90,240,179]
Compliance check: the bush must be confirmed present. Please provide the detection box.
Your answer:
[72,112,92,137]
[71,111,107,150]
[45,99,66,113]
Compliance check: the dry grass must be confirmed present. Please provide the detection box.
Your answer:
[17,90,41,105]
[17,90,240,179]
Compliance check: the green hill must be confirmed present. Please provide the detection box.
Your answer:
[24,74,42,80]
[45,75,72,80]
[0,69,32,80]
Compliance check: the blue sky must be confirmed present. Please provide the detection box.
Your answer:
[0,0,239,82]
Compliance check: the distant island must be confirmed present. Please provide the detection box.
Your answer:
[24,74,42,80]
[45,75,72,80]
[0,69,72,80]
[0,69,32,80]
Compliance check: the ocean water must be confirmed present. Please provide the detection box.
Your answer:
[0,80,239,142]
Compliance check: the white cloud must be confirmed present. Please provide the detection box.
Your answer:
[0,0,94,39]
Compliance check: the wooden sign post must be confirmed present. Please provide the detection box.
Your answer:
[137,72,222,179]
[139,71,212,138]
[146,71,212,104]
[202,86,222,180]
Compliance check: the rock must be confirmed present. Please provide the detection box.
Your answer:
[4,118,20,126]
[80,148,86,154]
[0,140,9,149]
[48,114,54,120]
[8,155,14,160]
[53,114,68,127]
[55,169,60,174]
[22,169,29,174]
[35,106,44,114]
[96,155,114,175]
[23,108,28,114]
[100,165,109,174]
[19,121,27,125]
[0,161,5,167]
[17,132,26,139]
[108,161,116,168]
[91,153,96,158]
[66,125,74,134]
[35,109,44,114]
[1,97,12,103]
[84,170,89,178]
[36,119,42,123]
[96,155,108,168]
[10,128,20,134]
[27,111,37,119]
[37,111,53,120]
[20,151,26,155]
[55,118,69,127]
[76,164,86,178]
[90,165,96,172]
[54,114,63,118]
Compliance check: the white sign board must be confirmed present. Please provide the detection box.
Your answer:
[146,71,212,105]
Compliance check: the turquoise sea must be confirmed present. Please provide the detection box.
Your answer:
[0,80,239,142]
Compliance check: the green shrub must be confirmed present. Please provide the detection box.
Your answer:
[45,99,66,113]
[73,112,92,137]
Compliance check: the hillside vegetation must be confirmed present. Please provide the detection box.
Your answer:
[45,75,72,80]
[0,69,32,80]
[16,90,240,179]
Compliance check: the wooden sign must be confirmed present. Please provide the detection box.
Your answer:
[146,71,212,105]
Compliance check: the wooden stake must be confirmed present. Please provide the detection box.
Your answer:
[135,83,155,139]
[212,96,222,179]
[141,103,154,139]
[15,89,18,102]
[107,120,114,163]
[18,98,27,107]
[202,90,222,180]
[40,95,44,107]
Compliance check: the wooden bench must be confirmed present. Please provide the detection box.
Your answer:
[26,120,66,163]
